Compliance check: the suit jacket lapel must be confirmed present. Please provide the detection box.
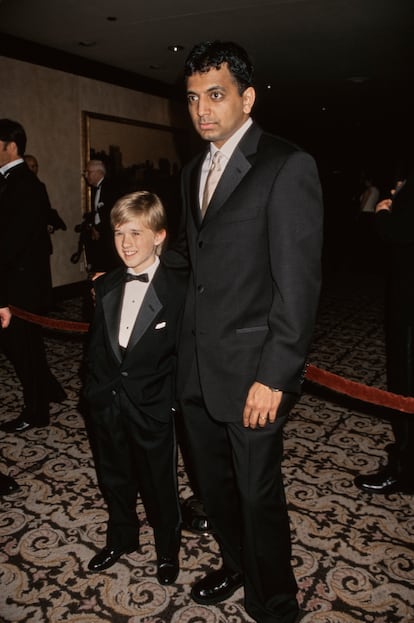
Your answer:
[201,123,262,225]
[126,284,162,353]
[102,281,124,362]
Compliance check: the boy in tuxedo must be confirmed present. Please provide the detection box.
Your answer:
[84,191,187,583]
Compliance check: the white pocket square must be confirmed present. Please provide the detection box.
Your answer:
[155,321,166,329]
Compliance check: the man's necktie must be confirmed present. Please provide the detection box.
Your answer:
[201,151,224,218]
[124,272,149,283]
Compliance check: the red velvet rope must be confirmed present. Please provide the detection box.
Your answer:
[9,305,414,414]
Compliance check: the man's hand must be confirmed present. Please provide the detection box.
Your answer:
[243,381,283,429]
[0,306,12,329]
[375,198,392,213]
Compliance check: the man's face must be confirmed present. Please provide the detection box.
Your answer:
[25,157,38,175]
[84,165,103,187]
[113,216,166,274]
[186,64,255,148]
[0,140,15,167]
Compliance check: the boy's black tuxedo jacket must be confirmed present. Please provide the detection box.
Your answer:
[171,122,323,421]
[85,263,188,421]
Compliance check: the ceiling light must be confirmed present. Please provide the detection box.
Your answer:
[168,45,184,53]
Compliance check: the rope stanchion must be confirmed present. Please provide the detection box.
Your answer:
[306,364,414,414]
[9,305,89,334]
[8,305,414,414]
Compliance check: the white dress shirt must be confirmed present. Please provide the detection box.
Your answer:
[118,257,160,348]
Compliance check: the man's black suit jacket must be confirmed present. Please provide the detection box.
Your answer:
[84,263,188,422]
[0,162,52,312]
[174,122,323,422]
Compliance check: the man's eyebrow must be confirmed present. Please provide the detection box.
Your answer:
[187,84,225,95]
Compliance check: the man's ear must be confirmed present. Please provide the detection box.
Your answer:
[242,87,256,114]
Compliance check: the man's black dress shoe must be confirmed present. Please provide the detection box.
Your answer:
[0,473,20,496]
[88,544,138,572]
[191,567,243,605]
[157,555,179,585]
[1,416,48,433]
[354,468,414,494]
[181,496,213,535]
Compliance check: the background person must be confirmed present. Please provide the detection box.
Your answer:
[0,119,66,434]
[354,173,414,494]
[83,159,120,273]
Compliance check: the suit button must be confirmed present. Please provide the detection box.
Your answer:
[121,371,128,377]
[111,390,117,396]
[197,285,205,293]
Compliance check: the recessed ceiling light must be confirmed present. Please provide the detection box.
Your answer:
[168,45,184,53]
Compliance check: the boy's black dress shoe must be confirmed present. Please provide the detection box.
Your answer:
[354,468,414,494]
[0,473,20,496]
[1,415,48,433]
[156,555,179,585]
[181,496,213,534]
[88,544,138,572]
[191,567,243,605]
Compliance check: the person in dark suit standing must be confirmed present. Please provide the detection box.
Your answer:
[84,191,187,583]
[83,159,120,273]
[354,173,414,494]
[0,119,66,434]
[167,41,323,622]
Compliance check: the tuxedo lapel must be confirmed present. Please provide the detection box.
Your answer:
[126,277,163,354]
[102,282,124,363]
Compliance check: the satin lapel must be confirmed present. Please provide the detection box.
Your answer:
[102,283,124,363]
[126,284,163,354]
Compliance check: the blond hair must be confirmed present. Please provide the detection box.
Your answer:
[111,191,167,233]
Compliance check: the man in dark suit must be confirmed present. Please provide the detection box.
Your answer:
[355,173,414,494]
[83,159,120,273]
[84,191,187,583]
[0,119,65,434]
[168,41,323,622]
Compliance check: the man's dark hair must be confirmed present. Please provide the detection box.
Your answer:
[0,119,27,156]
[184,40,254,95]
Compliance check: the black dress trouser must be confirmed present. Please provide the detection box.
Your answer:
[180,360,299,623]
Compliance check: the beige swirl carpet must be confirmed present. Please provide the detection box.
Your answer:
[1,271,413,623]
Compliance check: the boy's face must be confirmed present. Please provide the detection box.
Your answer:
[114,216,166,274]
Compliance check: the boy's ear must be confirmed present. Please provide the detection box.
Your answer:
[155,229,167,246]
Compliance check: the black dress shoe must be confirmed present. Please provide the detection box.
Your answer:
[88,544,138,572]
[157,555,179,585]
[0,473,20,496]
[354,468,414,494]
[1,416,48,433]
[181,496,213,535]
[191,567,243,605]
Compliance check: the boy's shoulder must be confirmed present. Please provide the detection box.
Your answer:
[93,266,125,294]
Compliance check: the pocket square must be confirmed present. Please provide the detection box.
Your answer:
[155,321,166,329]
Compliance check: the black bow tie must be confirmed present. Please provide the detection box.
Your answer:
[124,272,149,283]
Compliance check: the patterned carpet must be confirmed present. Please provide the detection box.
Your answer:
[1,270,413,623]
